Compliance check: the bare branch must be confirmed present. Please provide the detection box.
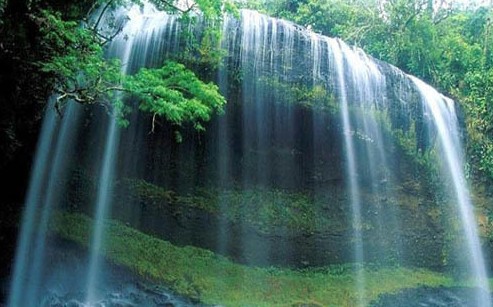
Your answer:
[84,1,100,24]
[92,0,115,34]
[154,0,196,14]
[151,112,157,133]
[98,24,124,46]
[402,11,420,31]
[104,86,129,92]
[345,24,373,44]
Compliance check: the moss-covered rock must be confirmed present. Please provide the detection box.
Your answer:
[50,211,459,306]
[61,170,450,269]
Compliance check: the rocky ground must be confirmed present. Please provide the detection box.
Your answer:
[370,286,493,307]
[1,238,201,307]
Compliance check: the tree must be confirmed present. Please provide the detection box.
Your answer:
[30,0,232,130]
[240,0,493,181]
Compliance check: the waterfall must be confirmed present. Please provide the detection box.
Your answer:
[8,100,58,307]
[84,4,176,304]
[8,2,490,305]
[412,76,491,306]
[8,102,83,307]
[329,38,366,304]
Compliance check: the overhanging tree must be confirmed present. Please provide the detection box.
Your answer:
[34,0,233,129]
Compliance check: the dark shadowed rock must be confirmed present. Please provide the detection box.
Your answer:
[370,286,492,307]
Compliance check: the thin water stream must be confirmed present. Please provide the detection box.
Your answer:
[7,3,490,306]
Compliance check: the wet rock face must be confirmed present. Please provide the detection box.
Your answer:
[103,177,444,269]
[58,8,464,271]
[42,286,181,307]
[370,286,493,307]
[64,156,447,269]
[34,239,198,307]
[113,202,351,268]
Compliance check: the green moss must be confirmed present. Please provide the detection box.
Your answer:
[196,188,336,234]
[121,178,174,204]
[257,75,339,112]
[51,211,458,306]
[119,179,345,235]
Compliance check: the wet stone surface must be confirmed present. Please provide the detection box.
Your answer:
[370,286,492,307]
[34,238,200,307]
[41,283,189,307]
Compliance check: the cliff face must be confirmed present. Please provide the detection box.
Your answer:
[45,7,467,270]
[0,0,100,292]
[0,3,478,279]
[0,0,97,172]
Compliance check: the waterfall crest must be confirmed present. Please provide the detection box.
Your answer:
[8,3,490,306]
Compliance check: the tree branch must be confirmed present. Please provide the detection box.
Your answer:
[151,112,157,133]
[104,86,130,93]
[84,1,99,24]
[154,0,196,14]
[98,24,124,46]
[92,0,115,34]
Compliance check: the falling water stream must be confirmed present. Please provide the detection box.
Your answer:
[7,2,491,306]
[329,38,366,305]
[412,76,491,306]
[85,5,177,304]
[8,100,58,307]
[8,102,84,307]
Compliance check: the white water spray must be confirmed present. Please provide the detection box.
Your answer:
[412,76,491,307]
[84,4,174,303]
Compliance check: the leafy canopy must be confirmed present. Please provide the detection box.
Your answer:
[36,0,231,131]
[241,0,493,181]
[127,62,225,131]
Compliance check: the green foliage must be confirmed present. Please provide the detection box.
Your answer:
[34,5,226,130]
[121,178,173,201]
[149,0,237,72]
[170,16,225,75]
[37,10,122,107]
[148,0,236,17]
[186,188,332,234]
[259,76,338,112]
[51,211,456,306]
[463,68,493,179]
[246,0,493,182]
[126,62,225,130]
[120,178,339,234]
